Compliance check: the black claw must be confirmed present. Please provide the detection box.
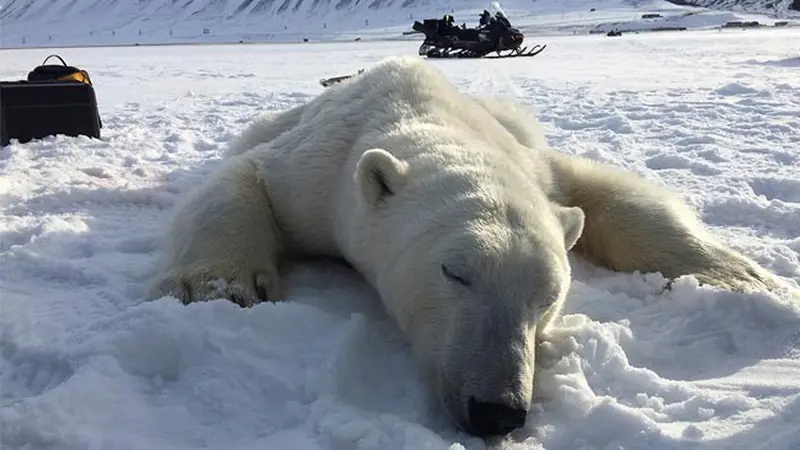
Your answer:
[230,293,248,308]
[254,282,268,302]
[181,280,194,304]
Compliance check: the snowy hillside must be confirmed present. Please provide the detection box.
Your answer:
[1,0,797,48]
[667,0,800,15]
[2,27,800,450]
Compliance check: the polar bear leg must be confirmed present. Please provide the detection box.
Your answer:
[552,153,796,296]
[148,154,285,307]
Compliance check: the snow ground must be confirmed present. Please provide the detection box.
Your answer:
[2,27,800,450]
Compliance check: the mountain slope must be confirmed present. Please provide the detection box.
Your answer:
[666,0,800,13]
[0,0,490,47]
[0,0,636,46]
[2,0,797,25]
[3,0,467,22]
[0,0,796,48]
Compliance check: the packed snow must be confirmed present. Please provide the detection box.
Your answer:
[2,21,800,450]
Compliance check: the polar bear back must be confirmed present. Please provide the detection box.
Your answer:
[221,58,556,257]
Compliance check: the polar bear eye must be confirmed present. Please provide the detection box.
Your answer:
[441,264,471,287]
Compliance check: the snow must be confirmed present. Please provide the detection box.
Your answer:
[2,0,799,48]
[2,21,800,450]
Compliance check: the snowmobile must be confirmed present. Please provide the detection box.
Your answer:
[411,1,546,59]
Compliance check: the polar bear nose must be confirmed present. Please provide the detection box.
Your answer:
[466,397,528,437]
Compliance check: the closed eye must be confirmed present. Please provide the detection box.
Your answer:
[441,264,471,287]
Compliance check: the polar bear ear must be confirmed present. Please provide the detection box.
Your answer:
[554,205,585,250]
[355,148,409,207]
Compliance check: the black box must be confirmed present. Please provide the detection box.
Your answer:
[1,80,101,146]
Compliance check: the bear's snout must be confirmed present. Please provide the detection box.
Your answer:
[466,397,528,437]
[438,311,536,438]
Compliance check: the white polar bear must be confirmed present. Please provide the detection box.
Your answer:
[148,56,797,438]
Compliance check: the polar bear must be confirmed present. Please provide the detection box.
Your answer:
[148,56,797,438]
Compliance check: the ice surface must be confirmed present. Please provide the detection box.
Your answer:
[1,21,800,450]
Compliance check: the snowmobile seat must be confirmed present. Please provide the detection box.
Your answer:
[456,28,481,42]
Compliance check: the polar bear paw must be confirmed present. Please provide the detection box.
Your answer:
[149,266,282,308]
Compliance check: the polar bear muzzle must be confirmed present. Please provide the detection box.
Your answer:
[467,398,529,437]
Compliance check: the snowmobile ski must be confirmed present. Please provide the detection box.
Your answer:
[484,44,547,59]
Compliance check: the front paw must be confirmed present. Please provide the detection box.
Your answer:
[148,266,282,307]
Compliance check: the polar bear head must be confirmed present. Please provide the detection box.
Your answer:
[352,148,584,437]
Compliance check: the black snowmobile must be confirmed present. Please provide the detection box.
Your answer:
[411,2,546,59]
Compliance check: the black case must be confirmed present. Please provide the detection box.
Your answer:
[1,80,102,146]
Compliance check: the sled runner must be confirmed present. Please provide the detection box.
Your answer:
[319,69,365,87]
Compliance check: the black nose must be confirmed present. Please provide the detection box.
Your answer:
[467,398,528,437]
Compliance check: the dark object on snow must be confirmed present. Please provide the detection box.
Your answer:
[319,69,365,88]
[0,80,102,146]
[1,55,101,146]
[591,25,684,34]
[722,21,761,28]
[642,13,662,18]
[411,3,546,59]
[649,26,687,32]
[27,54,93,85]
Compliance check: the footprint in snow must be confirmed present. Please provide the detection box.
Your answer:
[748,177,800,204]
[0,344,76,401]
[645,154,722,176]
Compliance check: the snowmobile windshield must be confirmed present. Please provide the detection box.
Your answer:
[490,1,509,21]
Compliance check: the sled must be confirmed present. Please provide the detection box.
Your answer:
[320,69,365,88]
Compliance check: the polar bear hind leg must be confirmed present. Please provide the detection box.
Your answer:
[550,152,796,297]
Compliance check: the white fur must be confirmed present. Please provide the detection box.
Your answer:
[148,56,798,437]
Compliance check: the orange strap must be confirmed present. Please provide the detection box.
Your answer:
[58,70,92,85]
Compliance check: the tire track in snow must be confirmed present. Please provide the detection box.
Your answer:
[448,60,526,102]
